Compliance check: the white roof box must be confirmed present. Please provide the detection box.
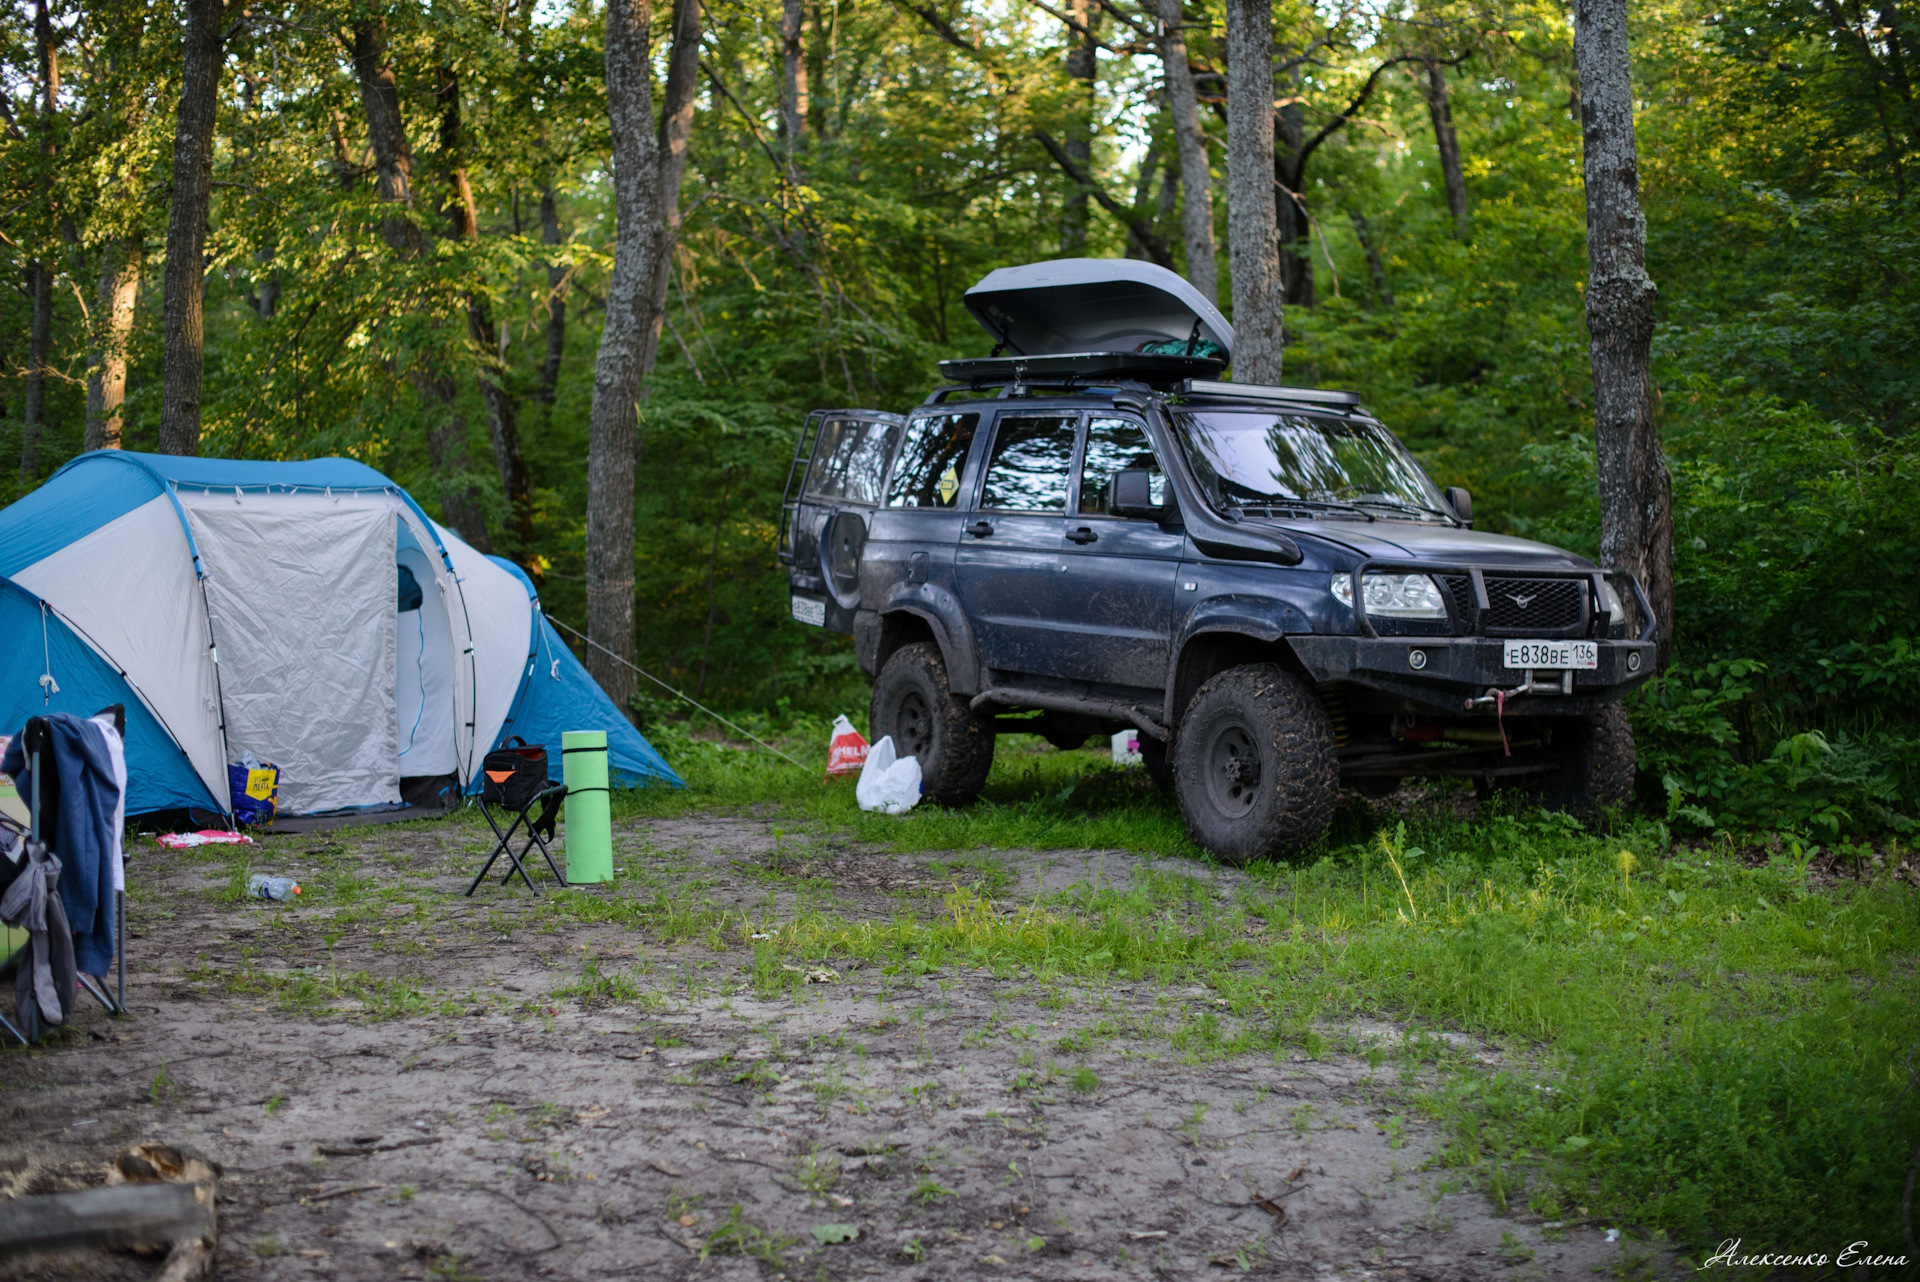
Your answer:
[963,258,1234,364]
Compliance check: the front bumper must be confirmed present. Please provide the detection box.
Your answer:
[1287,635,1657,715]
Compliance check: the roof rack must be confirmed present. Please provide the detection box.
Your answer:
[936,350,1224,389]
[1178,379,1362,407]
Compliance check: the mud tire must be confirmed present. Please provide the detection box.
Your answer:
[868,641,996,807]
[1172,664,1339,865]
[1538,701,1636,817]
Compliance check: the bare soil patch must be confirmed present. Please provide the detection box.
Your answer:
[0,811,1666,1280]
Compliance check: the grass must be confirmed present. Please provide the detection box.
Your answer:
[169,715,1919,1259]
[622,719,1920,1255]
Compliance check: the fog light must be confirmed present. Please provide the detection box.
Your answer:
[1408,649,1428,670]
[1627,651,1642,672]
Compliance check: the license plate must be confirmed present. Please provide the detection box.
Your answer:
[1503,640,1597,670]
[791,596,826,627]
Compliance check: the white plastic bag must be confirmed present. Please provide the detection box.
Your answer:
[1111,729,1142,766]
[855,735,923,814]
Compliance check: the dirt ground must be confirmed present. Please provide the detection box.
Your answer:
[0,807,1670,1281]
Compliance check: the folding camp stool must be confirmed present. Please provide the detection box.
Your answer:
[466,781,568,895]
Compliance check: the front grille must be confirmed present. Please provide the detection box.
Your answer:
[1439,574,1586,633]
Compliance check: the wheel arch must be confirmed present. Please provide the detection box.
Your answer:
[1166,629,1319,736]
[859,602,978,696]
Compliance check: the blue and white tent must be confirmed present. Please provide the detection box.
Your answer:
[0,452,680,818]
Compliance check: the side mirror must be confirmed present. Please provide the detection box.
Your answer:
[1444,486,1473,527]
[1111,469,1170,520]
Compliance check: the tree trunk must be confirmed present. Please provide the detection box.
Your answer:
[415,372,492,547]
[1347,209,1392,308]
[805,0,831,139]
[585,0,702,711]
[1423,59,1470,240]
[350,22,420,253]
[437,61,532,553]
[1223,0,1283,382]
[346,30,489,550]
[23,0,60,481]
[1124,133,1163,260]
[1158,0,1217,303]
[1573,0,1672,663]
[157,0,223,457]
[1059,0,1098,255]
[1273,98,1314,308]
[21,261,51,481]
[780,0,808,169]
[537,187,567,407]
[86,237,143,452]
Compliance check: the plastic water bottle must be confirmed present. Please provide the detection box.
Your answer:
[247,874,300,901]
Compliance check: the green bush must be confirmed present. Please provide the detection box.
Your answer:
[1632,661,1918,837]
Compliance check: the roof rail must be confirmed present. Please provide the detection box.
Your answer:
[937,350,1223,388]
[1179,379,1362,407]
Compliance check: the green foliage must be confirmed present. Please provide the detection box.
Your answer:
[3,0,1916,813]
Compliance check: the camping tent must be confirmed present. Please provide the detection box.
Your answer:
[0,451,681,818]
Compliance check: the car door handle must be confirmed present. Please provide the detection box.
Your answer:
[1065,526,1099,544]
[966,521,994,538]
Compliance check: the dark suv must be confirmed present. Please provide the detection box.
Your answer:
[780,259,1655,862]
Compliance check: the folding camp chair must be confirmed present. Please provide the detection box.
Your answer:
[466,739,567,895]
[2,708,129,1045]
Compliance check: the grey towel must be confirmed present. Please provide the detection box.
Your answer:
[0,834,76,1026]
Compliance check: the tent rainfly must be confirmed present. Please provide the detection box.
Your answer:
[0,452,680,818]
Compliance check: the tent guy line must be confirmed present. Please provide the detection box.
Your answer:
[544,615,808,773]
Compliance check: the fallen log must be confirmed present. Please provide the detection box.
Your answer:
[0,1181,209,1258]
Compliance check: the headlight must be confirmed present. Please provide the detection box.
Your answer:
[1597,577,1626,620]
[1330,572,1449,619]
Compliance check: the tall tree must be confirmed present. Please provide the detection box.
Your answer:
[1573,0,1673,661]
[1223,0,1284,380]
[1272,76,1312,306]
[1422,58,1470,239]
[435,59,533,553]
[1269,51,1416,310]
[1158,0,1217,302]
[1059,0,1099,254]
[157,0,224,456]
[85,236,142,451]
[779,0,808,168]
[536,186,568,408]
[584,0,702,711]
[346,21,490,549]
[22,0,60,480]
[1346,208,1392,307]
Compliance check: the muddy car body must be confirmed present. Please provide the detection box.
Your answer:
[781,259,1654,861]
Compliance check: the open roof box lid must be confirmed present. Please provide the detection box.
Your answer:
[941,258,1235,386]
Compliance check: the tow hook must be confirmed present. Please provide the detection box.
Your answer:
[1463,668,1573,711]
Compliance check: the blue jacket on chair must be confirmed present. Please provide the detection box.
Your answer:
[3,714,119,976]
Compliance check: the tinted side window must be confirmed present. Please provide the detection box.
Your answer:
[886,413,980,508]
[805,416,899,505]
[1079,417,1164,513]
[980,415,1077,511]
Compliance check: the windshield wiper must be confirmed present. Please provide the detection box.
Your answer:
[1348,496,1456,521]
[1231,498,1376,522]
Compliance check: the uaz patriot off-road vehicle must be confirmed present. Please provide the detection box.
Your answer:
[779,259,1656,862]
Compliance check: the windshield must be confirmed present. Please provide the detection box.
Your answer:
[1172,410,1452,520]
